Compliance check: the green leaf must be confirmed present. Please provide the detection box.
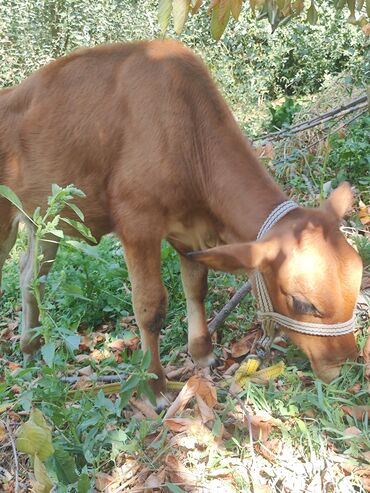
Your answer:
[65,335,81,352]
[142,350,152,370]
[67,202,84,221]
[0,184,24,211]
[173,0,189,34]
[41,342,56,368]
[54,448,78,484]
[211,2,231,40]
[122,374,141,393]
[158,0,173,33]
[16,409,54,461]
[33,455,54,493]
[366,0,370,16]
[166,484,187,493]
[77,473,91,493]
[307,1,318,24]
[61,218,97,243]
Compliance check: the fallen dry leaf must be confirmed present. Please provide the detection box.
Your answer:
[0,421,6,442]
[342,405,370,421]
[358,201,370,225]
[109,336,140,352]
[78,365,93,377]
[362,23,370,36]
[75,353,90,363]
[165,454,198,487]
[164,375,217,419]
[95,472,118,492]
[144,467,166,492]
[196,394,214,424]
[231,331,257,358]
[249,411,275,443]
[347,383,362,394]
[343,426,368,449]
[90,348,112,362]
[130,398,159,419]
[164,417,199,433]
[165,418,218,448]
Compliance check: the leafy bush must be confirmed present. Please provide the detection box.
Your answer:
[0,0,366,135]
[328,114,370,200]
[268,97,302,130]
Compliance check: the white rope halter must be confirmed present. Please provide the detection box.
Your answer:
[253,200,356,347]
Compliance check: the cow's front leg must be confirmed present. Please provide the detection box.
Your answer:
[122,238,168,408]
[180,255,216,367]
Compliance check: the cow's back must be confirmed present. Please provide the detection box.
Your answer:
[0,40,252,240]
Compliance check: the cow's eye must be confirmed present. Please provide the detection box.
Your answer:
[292,296,321,317]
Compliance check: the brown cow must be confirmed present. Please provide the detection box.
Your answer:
[0,40,362,407]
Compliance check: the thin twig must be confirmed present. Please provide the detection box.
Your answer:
[272,108,368,171]
[255,95,367,143]
[4,418,19,493]
[208,281,252,335]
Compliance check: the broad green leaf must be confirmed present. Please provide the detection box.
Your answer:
[62,283,91,301]
[77,473,91,493]
[61,218,97,243]
[33,455,54,493]
[54,448,78,484]
[65,335,81,352]
[211,2,231,40]
[231,0,242,20]
[122,374,141,393]
[173,0,190,34]
[67,202,84,221]
[307,1,318,24]
[158,0,173,33]
[41,342,56,368]
[0,185,33,222]
[366,0,370,16]
[16,409,54,461]
[0,185,24,211]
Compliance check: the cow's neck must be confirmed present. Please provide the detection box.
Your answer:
[207,136,287,244]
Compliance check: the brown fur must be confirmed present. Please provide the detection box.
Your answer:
[0,40,362,400]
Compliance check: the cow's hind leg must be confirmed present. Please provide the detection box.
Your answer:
[121,237,168,408]
[180,255,216,367]
[20,227,59,355]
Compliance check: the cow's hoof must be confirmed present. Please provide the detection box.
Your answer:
[155,395,168,414]
[193,352,219,368]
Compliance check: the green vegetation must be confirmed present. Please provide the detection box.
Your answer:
[0,0,369,491]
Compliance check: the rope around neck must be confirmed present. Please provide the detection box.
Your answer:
[253,200,356,341]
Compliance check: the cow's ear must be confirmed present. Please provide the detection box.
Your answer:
[323,182,353,220]
[187,240,279,273]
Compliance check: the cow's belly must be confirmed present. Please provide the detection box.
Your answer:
[167,219,223,254]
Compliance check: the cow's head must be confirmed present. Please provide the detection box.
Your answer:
[189,183,362,382]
